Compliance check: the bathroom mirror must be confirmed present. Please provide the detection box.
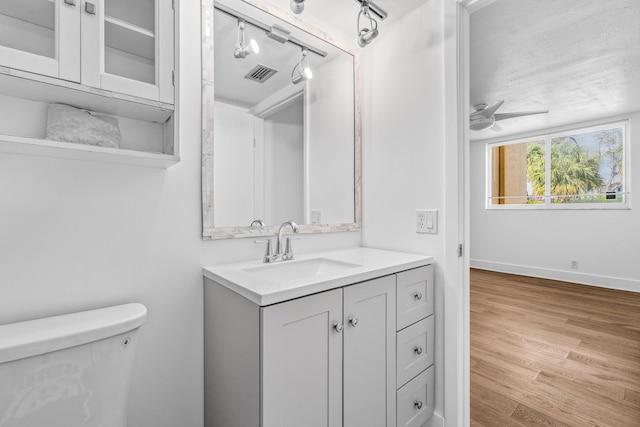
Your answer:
[202,0,361,239]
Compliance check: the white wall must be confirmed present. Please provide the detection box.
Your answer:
[470,113,640,291]
[308,54,355,224]
[362,1,448,425]
[213,102,256,227]
[264,100,304,225]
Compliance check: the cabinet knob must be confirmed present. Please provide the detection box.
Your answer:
[85,2,96,14]
[334,322,343,333]
[414,346,423,355]
[414,291,423,301]
[414,400,424,410]
[64,0,77,6]
[349,317,359,327]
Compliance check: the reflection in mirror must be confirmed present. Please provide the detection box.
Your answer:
[202,0,361,239]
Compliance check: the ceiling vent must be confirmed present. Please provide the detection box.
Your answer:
[244,65,278,83]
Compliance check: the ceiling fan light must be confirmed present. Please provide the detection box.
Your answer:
[469,117,494,131]
[290,0,305,14]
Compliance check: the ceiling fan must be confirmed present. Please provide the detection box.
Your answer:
[470,101,549,131]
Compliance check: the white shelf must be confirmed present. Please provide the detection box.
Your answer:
[105,16,155,38]
[105,17,155,61]
[0,134,179,169]
[0,68,173,123]
[0,0,54,31]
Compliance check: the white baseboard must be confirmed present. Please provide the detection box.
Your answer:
[470,259,640,294]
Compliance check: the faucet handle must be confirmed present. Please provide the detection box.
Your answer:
[254,239,273,263]
[283,236,302,260]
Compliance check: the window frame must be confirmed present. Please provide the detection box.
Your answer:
[485,120,631,210]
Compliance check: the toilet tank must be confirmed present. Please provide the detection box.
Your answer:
[0,303,147,427]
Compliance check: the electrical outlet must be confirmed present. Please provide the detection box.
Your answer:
[570,259,579,269]
[311,209,322,225]
[416,210,437,234]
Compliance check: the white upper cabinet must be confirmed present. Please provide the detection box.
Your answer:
[0,0,80,81]
[0,0,173,104]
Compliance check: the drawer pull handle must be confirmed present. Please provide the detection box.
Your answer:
[414,400,424,410]
[414,346,423,355]
[414,291,423,301]
[64,0,76,6]
[349,317,359,327]
[334,322,343,333]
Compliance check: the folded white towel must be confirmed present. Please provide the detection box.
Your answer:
[46,103,121,149]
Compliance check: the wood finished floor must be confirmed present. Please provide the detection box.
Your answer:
[470,269,640,427]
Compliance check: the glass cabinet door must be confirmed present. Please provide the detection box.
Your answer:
[81,0,174,103]
[0,0,80,81]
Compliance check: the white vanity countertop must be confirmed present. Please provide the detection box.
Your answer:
[203,247,433,306]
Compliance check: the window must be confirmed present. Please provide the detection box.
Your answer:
[487,121,628,208]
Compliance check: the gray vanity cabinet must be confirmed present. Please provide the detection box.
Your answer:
[261,288,344,427]
[342,276,396,427]
[204,265,432,427]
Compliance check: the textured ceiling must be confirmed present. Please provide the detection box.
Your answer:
[470,0,640,140]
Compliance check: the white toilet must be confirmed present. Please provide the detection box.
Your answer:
[0,303,147,427]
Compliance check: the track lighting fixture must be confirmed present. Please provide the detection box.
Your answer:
[356,1,379,48]
[291,48,313,84]
[233,20,259,59]
[290,0,305,14]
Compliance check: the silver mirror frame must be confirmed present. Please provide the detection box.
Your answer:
[201,0,362,239]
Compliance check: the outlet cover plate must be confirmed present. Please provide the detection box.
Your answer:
[416,209,438,234]
[311,209,322,225]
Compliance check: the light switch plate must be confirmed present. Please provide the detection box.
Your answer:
[416,209,438,234]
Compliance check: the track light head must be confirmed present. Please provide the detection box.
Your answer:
[290,0,305,14]
[234,21,259,59]
[356,2,379,48]
[357,27,378,48]
[291,48,313,84]
[292,66,312,84]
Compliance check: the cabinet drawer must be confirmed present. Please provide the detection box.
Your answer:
[397,265,433,331]
[396,315,434,388]
[396,365,435,427]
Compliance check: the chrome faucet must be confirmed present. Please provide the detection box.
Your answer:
[276,220,299,261]
[254,220,300,263]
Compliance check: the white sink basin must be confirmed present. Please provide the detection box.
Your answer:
[242,258,362,282]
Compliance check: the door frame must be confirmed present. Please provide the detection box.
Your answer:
[444,1,495,426]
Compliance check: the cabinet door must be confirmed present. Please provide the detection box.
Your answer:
[343,276,396,427]
[0,0,80,81]
[81,0,174,103]
[261,288,343,427]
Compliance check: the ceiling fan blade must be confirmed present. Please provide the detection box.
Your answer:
[491,123,504,132]
[478,100,504,118]
[494,110,549,121]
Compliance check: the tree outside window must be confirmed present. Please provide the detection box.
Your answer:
[488,122,627,208]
